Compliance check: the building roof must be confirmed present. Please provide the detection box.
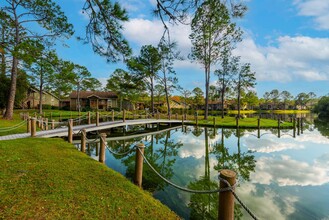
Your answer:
[69,91,118,99]
[29,86,60,100]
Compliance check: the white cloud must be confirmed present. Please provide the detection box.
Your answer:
[294,0,329,30]
[245,137,304,153]
[236,183,297,219]
[234,35,329,82]
[251,155,329,186]
[123,18,192,55]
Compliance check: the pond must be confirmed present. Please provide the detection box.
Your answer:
[80,116,329,219]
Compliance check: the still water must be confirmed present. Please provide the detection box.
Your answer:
[83,117,329,219]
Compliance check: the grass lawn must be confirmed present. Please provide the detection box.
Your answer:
[0,138,179,219]
[189,116,294,128]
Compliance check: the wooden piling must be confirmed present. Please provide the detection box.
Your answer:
[45,118,48,130]
[88,111,91,124]
[40,118,44,130]
[257,118,260,129]
[96,112,99,126]
[293,118,296,138]
[68,119,73,143]
[81,129,86,153]
[134,143,145,188]
[301,118,304,134]
[112,110,114,122]
[99,133,107,163]
[51,119,55,130]
[31,118,36,137]
[27,117,31,133]
[218,169,236,220]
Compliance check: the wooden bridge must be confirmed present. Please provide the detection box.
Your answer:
[0,119,184,141]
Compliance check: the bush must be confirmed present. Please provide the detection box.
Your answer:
[313,96,329,118]
[39,104,52,110]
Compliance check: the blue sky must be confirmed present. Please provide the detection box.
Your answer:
[54,0,329,98]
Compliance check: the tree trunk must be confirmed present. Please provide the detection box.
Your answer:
[4,5,19,120]
[204,66,210,120]
[164,72,170,115]
[150,77,154,115]
[221,78,225,119]
[39,65,43,114]
[237,82,241,119]
[3,57,18,120]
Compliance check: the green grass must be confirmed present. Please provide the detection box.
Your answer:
[0,138,179,219]
[188,116,294,128]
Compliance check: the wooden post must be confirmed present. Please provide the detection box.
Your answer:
[182,115,184,126]
[293,118,296,138]
[297,118,300,136]
[87,111,91,124]
[45,118,48,130]
[27,117,31,133]
[51,119,55,130]
[123,109,126,122]
[81,129,86,153]
[37,116,40,128]
[218,169,236,220]
[40,118,44,130]
[112,110,114,122]
[301,118,304,134]
[31,118,36,137]
[96,112,99,126]
[134,143,145,188]
[68,119,73,143]
[257,118,260,129]
[99,133,107,163]
[278,118,280,129]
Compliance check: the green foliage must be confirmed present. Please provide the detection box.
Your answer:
[192,87,204,107]
[190,0,242,118]
[127,45,162,113]
[1,0,73,119]
[80,0,131,62]
[313,95,329,118]
[106,68,145,110]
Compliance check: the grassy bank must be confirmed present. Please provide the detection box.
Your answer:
[188,116,294,128]
[0,138,179,219]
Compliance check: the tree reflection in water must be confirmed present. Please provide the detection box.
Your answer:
[188,127,256,219]
[121,130,183,193]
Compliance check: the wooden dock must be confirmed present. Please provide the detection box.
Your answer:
[0,119,183,141]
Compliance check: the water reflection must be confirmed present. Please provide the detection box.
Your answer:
[78,120,329,219]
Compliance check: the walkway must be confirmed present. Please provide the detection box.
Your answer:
[0,119,183,141]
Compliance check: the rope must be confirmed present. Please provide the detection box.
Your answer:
[232,190,258,220]
[0,119,27,131]
[138,146,258,219]
[105,144,136,156]
[137,147,233,194]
